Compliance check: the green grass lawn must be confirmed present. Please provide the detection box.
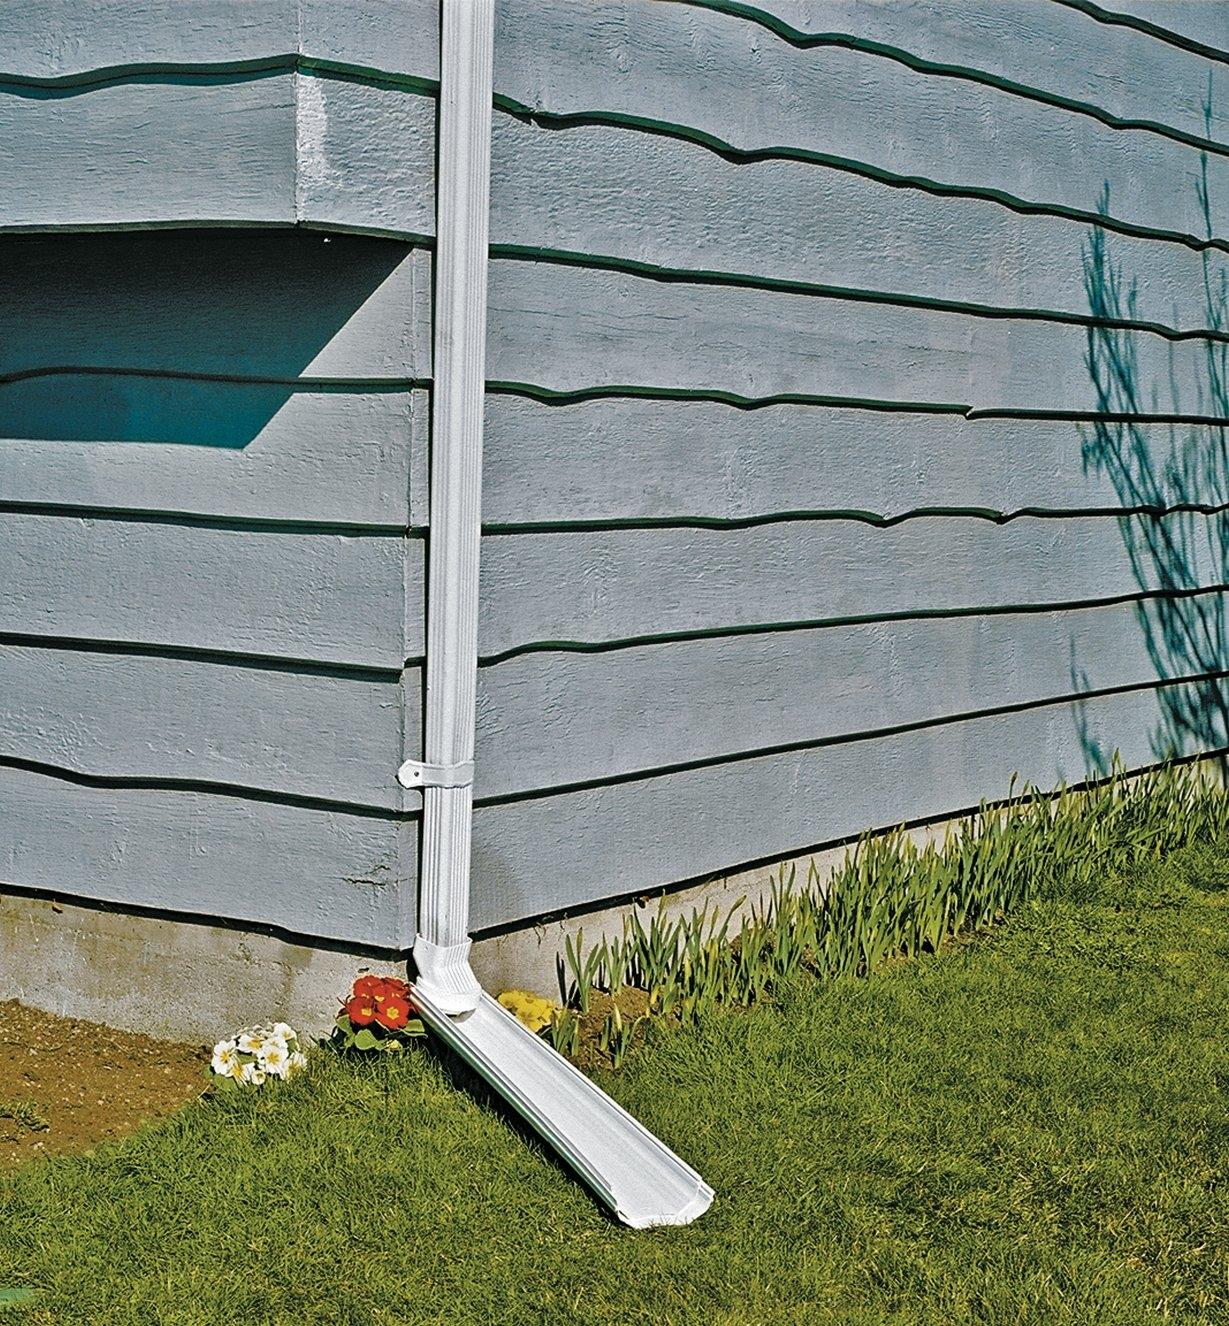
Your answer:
[3,842,1228,1325]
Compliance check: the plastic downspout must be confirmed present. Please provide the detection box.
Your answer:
[403,0,492,1016]
[402,0,713,1229]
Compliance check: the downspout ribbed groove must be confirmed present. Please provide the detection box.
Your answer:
[408,0,494,1014]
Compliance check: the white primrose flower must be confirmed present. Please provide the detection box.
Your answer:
[210,1039,238,1076]
[212,1022,304,1087]
[259,1038,290,1078]
[240,1061,267,1086]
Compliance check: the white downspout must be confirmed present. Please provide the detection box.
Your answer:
[399,0,713,1228]
[397,0,492,1016]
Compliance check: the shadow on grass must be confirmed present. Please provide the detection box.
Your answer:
[414,1035,628,1225]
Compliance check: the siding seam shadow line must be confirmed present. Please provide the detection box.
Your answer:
[1051,0,1229,65]
[491,243,1229,345]
[485,380,1229,424]
[672,0,1229,158]
[481,502,1229,536]
[0,631,416,678]
[471,670,1229,807]
[475,583,1229,665]
[493,96,1229,256]
[0,753,418,819]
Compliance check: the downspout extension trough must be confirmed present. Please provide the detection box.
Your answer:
[399,0,713,1229]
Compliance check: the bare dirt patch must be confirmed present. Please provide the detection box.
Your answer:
[0,1000,205,1171]
[570,985,653,1070]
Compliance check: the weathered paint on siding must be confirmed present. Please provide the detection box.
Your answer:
[3,0,1229,944]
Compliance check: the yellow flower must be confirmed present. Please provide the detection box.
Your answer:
[498,990,559,1033]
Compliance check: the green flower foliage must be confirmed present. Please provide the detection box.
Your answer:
[556,760,1229,1053]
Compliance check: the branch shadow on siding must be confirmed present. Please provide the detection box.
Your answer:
[1077,98,1229,770]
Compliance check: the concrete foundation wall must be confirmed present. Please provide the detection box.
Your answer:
[0,892,380,1044]
[0,820,953,1041]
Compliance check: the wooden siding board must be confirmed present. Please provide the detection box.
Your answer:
[0,231,426,383]
[1077,1,1229,55]
[0,75,436,238]
[492,0,1229,247]
[481,397,1224,525]
[485,260,1215,415]
[0,513,422,668]
[0,385,415,526]
[488,115,1228,334]
[296,75,436,238]
[0,1,438,83]
[0,2,297,81]
[0,76,297,231]
[472,598,1227,798]
[476,516,1225,658]
[469,682,1209,929]
[299,0,439,83]
[0,646,414,810]
[0,764,413,946]
[702,0,1229,146]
